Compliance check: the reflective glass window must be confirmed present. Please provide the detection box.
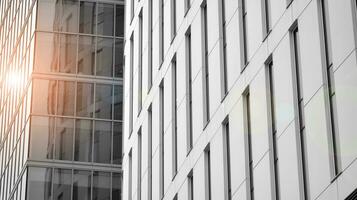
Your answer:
[79,2,96,34]
[55,117,74,161]
[94,121,112,163]
[37,0,60,31]
[113,122,122,165]
[60,0,79,33]
[96,37,114,77]
[114,85,123,120]
[112,173,122,200]
[30,116,55,160]
[97,3,114,36]
[32,79,57,115]
[59,34,77,74]
[53,168,72,199]
[34,32,59,73]
[78,36,95,75]
[76,82,94,118]
[26,167,52,200]
[73,170,91,200]
[93,171,111,200]
[74,119,92,162]
[115,5,125,37]
[57,81,75,116]
[95,84,112,119]
[114,39,124,78]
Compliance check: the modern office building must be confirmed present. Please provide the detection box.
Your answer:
[0,0,125,199]
[123,0,357,199]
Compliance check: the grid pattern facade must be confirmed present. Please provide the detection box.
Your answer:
[124,0,357,200]
[0,0,125,200]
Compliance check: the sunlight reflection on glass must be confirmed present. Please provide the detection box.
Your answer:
[6,71,23,89]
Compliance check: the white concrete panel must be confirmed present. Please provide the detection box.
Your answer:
[176,43,187,105]
[272,36,295,137]
[191,70,204,143]
[277,122,301,200]
[224,0,238,26]
[208,44,223,115]
[177,99,188,168]
[164,123,174,192]
[151,152,160,200]
[316,182,338,200]
[304,88,331,199]
[206,0,220,53]
[163,0,171,57]
[210,128,226,200]
[191,14,203,80]
[327,0,356,68]
[299,0,324,102]
[229,99,247,193]
[226,12,242,90]
[334,52,357,169]
[270,0,286,27]
[246,0,263,60]
[338,157,357,199]
[193,155,207,200]
[253,154,273,200]
[250,68,270,166]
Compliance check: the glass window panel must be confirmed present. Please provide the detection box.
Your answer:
[30,116,55,160]
[26,167,52,200]
[115,5,124,37]
[95,84,112,119]
[77,36,95,75]
[73,170,91,200]
[57,81,75,116]
[37,0,60,31]
[96,37,114,77]
[94,121,112,163]
[79,2,96,34]
[114,39,124,78]
[55,117,74,161]
[114,85,123,120]
[113,122,122,165]
[60,0,79,33]
[34,32,59,73]
[74,119,93,162]
[76,82,94,118]
[93,171,110,200]
[112,173,122,200]
[97,3,114,36]
[59,34,77,74]
[53,168,72,200]
[32,79,57,115]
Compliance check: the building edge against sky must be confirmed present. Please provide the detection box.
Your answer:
[123,0,357,200]
[0,0,125,200]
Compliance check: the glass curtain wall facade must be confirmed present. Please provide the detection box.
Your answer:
[0,0,125,200]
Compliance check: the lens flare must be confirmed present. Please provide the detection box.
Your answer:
[6,71,23,89]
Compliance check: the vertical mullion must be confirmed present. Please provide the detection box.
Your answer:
[129,34,134,136]
[223,119,232,200]
[137,128,142,200]
[266,58,280,200]
[159,82,164,199]
[244,91,254,200]
[172,56,177,177]
[319,0,340,179]
[240,0,248,69]
[159,0,164,66]
[221,0,228,96]
[291,26,308,200]
[186,29,193,153]
[148,0,153,91]
[204,145,212,200]
[138,11,143,115]
[188,171,194,200]
[201,1,210,125]
[147,105,152,200]
[262,0,271,38]
[128,149,133,200]
[171,0,176,41]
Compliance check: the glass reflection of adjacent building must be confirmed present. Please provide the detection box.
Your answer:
[0,0,125,200]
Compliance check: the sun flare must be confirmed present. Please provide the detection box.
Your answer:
[6,71,23,89]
